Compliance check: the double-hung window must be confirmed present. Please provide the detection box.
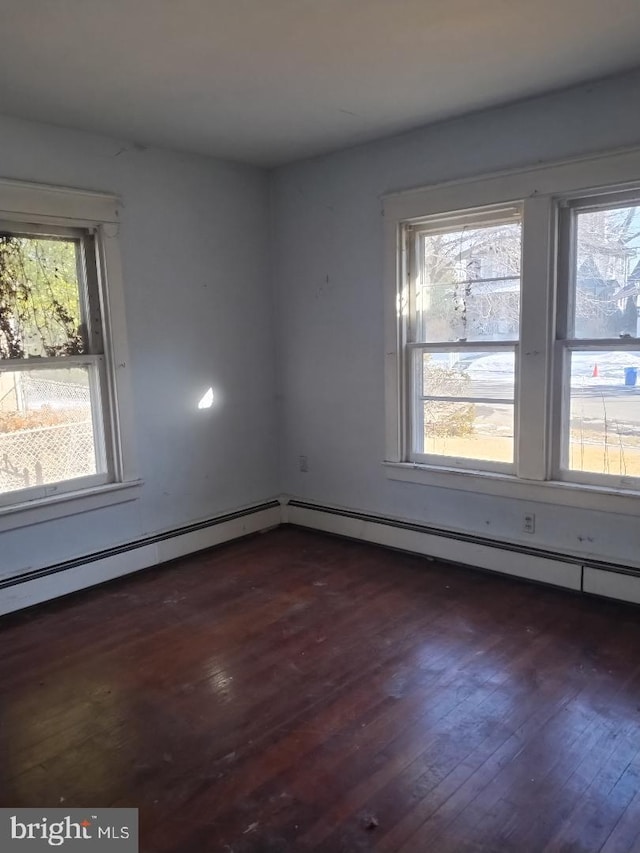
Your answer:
[407,205,521,472]
[555,193,640,485]
[0,179,137,522]
[384,148,640,504]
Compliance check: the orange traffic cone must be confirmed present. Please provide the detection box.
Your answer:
[592,363,599,377]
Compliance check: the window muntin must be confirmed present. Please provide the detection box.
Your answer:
[557,198,640,485]
[407,205,522,470]
[0,225,110,502]
[386,150,640,501]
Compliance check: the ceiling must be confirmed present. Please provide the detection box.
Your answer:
[1,0,639,167]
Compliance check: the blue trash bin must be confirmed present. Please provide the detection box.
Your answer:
[624,367,637,386]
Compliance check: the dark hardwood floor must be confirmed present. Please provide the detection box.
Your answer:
[2,527,640,852]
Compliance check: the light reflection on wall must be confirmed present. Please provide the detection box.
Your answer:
[197,387,215,409]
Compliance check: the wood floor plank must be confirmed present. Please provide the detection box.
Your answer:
[2,527,640,852]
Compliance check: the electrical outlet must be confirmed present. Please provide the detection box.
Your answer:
[299,455,309,473]
[523,513,536,534]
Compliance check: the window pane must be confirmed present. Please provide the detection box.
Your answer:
[422,351,515,400]
[421,401,514,463]
[417,218,521,343]
[566,350,640,477]
[0,366,101,494]
[0,235,85,358]
[573,205,640,339]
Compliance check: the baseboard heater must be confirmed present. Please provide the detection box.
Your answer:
[0,499,281,616]
[283,499,640,607]
[3,496,640,617]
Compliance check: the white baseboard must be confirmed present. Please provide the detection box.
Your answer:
[285,501,582,592]
[583,567,640,605]
[155,507,280,564]
[0,502,281,617]
[4,494,640,617]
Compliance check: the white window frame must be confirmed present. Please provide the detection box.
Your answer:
[405,203,522,475]
[383,146,640,514]
[0,178,140,531]
[553,189,640,490]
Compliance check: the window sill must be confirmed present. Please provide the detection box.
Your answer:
[0,479,143,533]
[384,462,639,515]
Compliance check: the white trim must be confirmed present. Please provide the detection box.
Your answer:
[96,222,138,482]
[384,461,640,515]
[0,178,119,224]
[0,180,138,521]
[4,497,640,617]
[406,340,518,351]
[517,196,555,480]
[583,567,640,605]
[383,145,640,501]
[285,501,581,591]
[155,506,280,564]
[0,473,112,511]
[381,145,640,212]
[0,354,104,371]
[410,451,514,475]
[0,542,159,618]
[0,502,281,616]
[384,216,404,463]
[0,480,143,532]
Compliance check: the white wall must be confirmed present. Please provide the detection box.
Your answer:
[0,114,278,580]
[272,70,640,568]
[5,69,640,593]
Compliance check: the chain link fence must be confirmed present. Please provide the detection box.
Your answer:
[0,421,96,492]
[0,375,96,493]
[20,374,90,409]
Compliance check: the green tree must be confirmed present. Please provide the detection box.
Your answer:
[0,235,84,359]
